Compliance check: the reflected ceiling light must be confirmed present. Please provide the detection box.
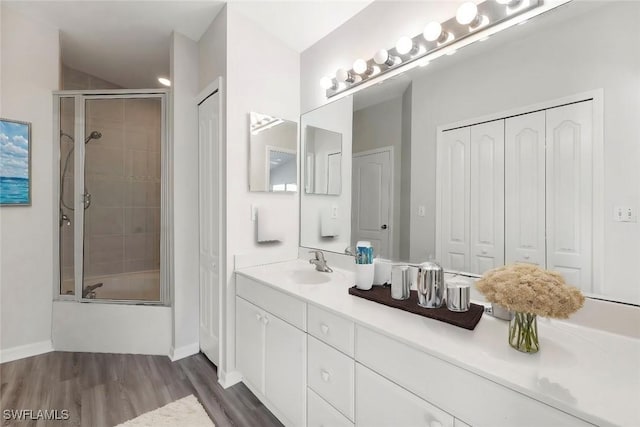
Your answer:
[446,50,458,56]
[417,58,430,67]
[396,36,420,56]
[456,1,487,29]
[158,77,171,87]
[320,76,336,90]
[423,21,450,44]
[373,49,400,67]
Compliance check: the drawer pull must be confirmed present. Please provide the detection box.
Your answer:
[320,323,330,335]
[320,369,331,383]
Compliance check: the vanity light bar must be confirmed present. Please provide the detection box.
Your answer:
[322,0,541,98]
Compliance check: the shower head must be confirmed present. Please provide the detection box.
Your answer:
[84,131,102,144]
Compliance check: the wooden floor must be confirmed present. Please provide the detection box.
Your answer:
[0,352,282,427]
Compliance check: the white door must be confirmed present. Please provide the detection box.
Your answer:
[546,101,593,292]
[440,127,471,271]
[470,120,505,274]
[264,313,307,427]
[355,363,454,427]
[235,297,265,393]
[198,91,221,366]
[505,111,546,266]
[352,150,391,258]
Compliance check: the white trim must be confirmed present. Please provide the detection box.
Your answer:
[196,79,221,105]
[218,369,243,389]
[53,89,168,96]
[169,343,200,362]
[353,146,395,259]
[0,340,53,364]
[436,90,604,297]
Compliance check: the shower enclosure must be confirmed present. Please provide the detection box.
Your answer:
[54,91,168,304]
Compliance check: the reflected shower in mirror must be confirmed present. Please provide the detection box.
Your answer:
[249,112,298,192]
[299,1,640,305]
[304,126,342,195]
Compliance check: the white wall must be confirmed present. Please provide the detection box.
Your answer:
[222,4,300,380]
[169,32,200,356]
[300,96,352,253]
[0,6,59,359]
[199,6,227,93]
[408,2,639,303]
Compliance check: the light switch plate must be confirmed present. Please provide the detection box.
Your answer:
[613,206,636,222]
[331,205,338,218]
[418,205,426,217]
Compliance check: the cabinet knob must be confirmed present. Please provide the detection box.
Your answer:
[523,255,530,260]
[320,369,331,383]
[320,324,329,335]
[255,313,262,321]
[261,316,269,325]
[481,249,487,255]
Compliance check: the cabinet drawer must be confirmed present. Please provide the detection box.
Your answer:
[308,388,354,427]
[355,325,593,427]
[308,304,354,357]
[308,335,355,421]
[236,274,306,331]
[356,363,454,427]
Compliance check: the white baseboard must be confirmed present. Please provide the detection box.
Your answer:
[169,342,200,361]
[0,340,53,364]
[218,369,242,389]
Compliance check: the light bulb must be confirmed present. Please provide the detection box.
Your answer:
[423,22,450,44]
[395,36,414,55]
[320,76,335,90]
[456,2,478,25]
[353,59,369,75]
[373,49,399,67]
[336,68,355,83]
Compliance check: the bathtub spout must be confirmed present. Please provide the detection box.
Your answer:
[83,282,103,298]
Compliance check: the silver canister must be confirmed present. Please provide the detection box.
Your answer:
[391,265,411,300]
[416,261,444,308]
[446,281,470,312]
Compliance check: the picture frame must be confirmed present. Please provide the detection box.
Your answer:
[0,118,32,206]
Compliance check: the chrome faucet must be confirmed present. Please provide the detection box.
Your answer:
[309,250,333,273]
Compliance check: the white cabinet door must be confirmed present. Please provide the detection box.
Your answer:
[355,363,454,427]
[264,312,307,427]
[440,127,471,271]
[470,120,505,274]
[236,297,265,393]
[546,101,593,292]
[505,111,546,266]
[308,388,354,427]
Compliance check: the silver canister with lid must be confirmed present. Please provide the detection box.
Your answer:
[416,261,445,308]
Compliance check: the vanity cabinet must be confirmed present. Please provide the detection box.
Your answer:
[235,296,306,427]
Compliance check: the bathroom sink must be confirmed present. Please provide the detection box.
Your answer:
[286,269,333,285]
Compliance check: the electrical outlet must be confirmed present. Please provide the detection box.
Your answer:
[418,206,426,217]
[614,206,636,222]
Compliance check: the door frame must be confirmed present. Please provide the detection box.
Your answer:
[195,77,225,372]
[352,146,395,259]
[52,89,170,305]
[435,89,604,292]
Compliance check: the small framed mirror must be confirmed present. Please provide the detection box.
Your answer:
[304,125,342,195]
[249,112,298,192]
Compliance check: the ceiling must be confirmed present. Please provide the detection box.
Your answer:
[2,0,373,89]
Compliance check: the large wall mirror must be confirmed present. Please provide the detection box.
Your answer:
[299,1,640,305]
[304,126,342,195]
[249,112,298,192]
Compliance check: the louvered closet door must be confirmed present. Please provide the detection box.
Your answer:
[470,120,505,274]
[546,101,593,292]
[505,111,546,266]
[441,127,471,272]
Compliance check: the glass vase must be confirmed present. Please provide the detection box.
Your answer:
[509,312,539,353]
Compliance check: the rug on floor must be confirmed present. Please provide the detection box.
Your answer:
[116,395,215,427]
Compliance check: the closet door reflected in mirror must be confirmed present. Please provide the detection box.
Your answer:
[249,112,298,193]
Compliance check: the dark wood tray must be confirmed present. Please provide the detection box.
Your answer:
[349,285,484,330]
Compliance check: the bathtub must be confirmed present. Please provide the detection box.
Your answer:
[62,270,160,301]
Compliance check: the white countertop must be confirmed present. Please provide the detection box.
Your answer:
[236,259,640,427]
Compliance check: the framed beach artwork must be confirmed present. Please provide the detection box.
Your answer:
[0,118,32,206]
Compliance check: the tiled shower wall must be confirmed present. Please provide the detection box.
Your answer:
[59,67,161,289]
